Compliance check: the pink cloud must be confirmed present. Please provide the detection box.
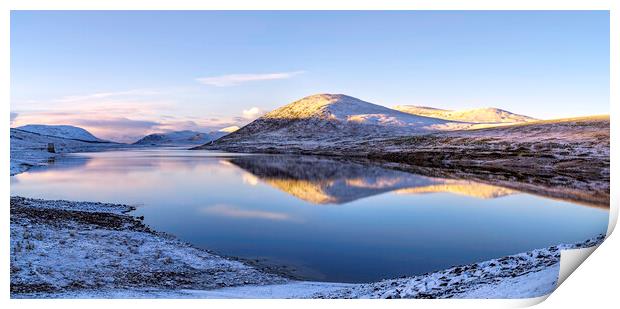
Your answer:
[10,88,259,142]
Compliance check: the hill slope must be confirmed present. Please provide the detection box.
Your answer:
[393,106,536,123]
[196,94,471,149]
[363,116,610,206]
[16,124,107,142]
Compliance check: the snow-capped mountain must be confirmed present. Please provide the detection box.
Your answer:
[393,105,536,123]
[260,94,463,130]
[133,130,228,146]
[16,124,107,142]
[200,94,472,148]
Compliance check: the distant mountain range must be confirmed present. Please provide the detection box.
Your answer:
[14,124,237,147]
[132,130,229,146]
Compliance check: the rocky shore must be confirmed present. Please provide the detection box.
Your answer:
[310,235,605,299]
[10,196,285,297]
[10,196,605,299]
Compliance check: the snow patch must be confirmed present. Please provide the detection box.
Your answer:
[393,105,536,124]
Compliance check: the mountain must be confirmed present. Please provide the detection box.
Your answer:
[133,130,228,146]
[195,94,473,150]
[393,106,536,123]
[16,124,107,142]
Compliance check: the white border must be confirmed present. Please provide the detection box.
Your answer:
[1,1,617,308]
[0,0,616,10]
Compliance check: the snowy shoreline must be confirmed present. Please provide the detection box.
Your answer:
[10,196,605,299]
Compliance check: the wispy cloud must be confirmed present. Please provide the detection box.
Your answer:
[71,118,161,130]
[196,71,305,87]
[53,89,163,103]
[200,204,294,221]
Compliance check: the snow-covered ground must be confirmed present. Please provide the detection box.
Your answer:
[309,236,604,299]
[453,266,559,299]
[10,196,604,299]
[10,196,285,297]
[33,282,355,299]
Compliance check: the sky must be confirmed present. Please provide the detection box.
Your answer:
[11,11,609,142]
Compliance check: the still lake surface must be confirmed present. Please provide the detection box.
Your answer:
[10,148,609,283]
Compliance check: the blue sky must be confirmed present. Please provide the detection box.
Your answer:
[11,11,609,142]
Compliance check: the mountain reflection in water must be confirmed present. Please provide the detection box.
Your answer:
[227,155,517,204]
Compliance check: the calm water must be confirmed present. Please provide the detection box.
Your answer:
[10,148,608,283]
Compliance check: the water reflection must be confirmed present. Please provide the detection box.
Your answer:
[395,180,516,199]
[10,149,609,283]
[227,155,517,204]
[200,204,301,222]
[24,154,91,174]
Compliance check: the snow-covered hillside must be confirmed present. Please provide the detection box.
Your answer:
[195,94,473,149]
[10,128,123,175]
[259,93,473,131]
[16,124,107,142]
[133,130,228,146]
[393,105,536,123]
